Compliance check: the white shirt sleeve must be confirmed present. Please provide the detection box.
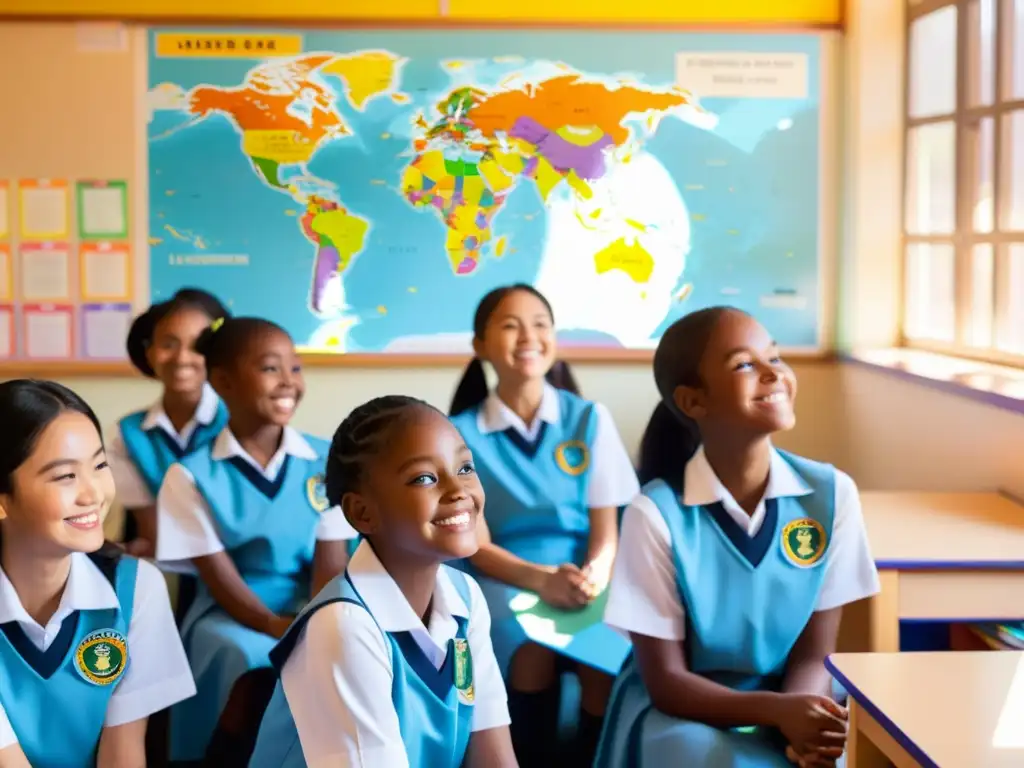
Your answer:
[281,603,409,768]
[0,702,16,750]
[105,559,197,727]
[586,403,641,508]
[315,506,359,541]
[603,495,686,641]
[107,430,156,510]
[154,464,225,562]
[815,471,881,611]
[465,576,510,733]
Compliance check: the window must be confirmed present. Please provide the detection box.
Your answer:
[903,0,1024,362]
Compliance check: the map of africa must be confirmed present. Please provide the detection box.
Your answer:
[148,29,823,353]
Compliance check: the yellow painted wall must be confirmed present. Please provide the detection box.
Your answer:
[0,0,842,24]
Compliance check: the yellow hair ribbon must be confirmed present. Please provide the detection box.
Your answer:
[210,317,225,333]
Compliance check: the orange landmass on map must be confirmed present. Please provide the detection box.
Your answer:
[189,54,348,145]
[467,75,693,145]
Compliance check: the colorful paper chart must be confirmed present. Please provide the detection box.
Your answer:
[18,179,69,240]
[0,305,13,358]
[79,241,131,301]
[76,180,128,240]
[0,181,9,240]
[0,243,11,301]
[81,303,132,359]
[22,303,74,359]
[19,242,71,302]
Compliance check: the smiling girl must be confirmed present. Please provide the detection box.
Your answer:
[250,396,516,768]
[0,380,194,768]
[110,288,229,557]
[449,284,639,766]
[154,317,357,764]
[597,307,879,767]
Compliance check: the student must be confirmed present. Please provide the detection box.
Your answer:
[449,284,639,766]
[154,316,357,764]
[250,395,517,768]
[109,288,229,557]
[597,307,880,768]
[0,380,195,768]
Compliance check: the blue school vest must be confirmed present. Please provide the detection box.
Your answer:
[178,435,329,634]
[595,451,836,768]
[0,555,138,768]
[451,390,597,567]
[250,566,476,768]
[118,401,228,498]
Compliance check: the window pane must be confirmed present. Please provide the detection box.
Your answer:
[909,6,958,118]
[996,244,1024,353]
[971,117,995,232]
[1012,0,1024,99]
[967,0,996,106]
[905,243,956,341]
[906,122,957,234]
[1001,111,1024,230]
[968,244,994,347]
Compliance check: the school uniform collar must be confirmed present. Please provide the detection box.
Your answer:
[683,444,812,508]
[0,552,118,628]
[478,381,560,436]
[140,382,220,433]
[210,426,319,463]
[346,539,469,634]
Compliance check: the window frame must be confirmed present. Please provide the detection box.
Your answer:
[902,0,1024,366]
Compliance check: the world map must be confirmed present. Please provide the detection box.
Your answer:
[148,30,823,352]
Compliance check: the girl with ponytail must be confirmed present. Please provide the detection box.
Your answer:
[109,288,229,556]
[597,307,880,768]
[449,283,638,767]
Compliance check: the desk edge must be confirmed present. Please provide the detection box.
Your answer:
[824,655,940,768]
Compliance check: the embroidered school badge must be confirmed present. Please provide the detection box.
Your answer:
[306,474,329,513]
[453,638,475,705]
[554,440,590,477]
[74,629,128,686]
[781,518,827,567]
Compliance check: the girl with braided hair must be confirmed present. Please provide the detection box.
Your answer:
[251,396,517,768]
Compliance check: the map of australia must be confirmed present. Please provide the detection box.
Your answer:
[147,30,822,353]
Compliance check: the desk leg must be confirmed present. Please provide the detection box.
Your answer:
[868,571,901,653]
[847,702,890,768]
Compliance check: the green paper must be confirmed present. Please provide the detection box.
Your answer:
[511,588,611,643]
[76,180,128,240]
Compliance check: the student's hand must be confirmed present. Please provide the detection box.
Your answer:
[581,552,614,599]
[786,745,839,768]
[123,537,154,558]
[265,614,295,639]
[538,564,591,609]
[774,694,847,759]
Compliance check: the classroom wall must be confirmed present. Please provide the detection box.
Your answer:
[3,7,1024,505]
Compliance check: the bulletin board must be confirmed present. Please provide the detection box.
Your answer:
[0,12,839,374]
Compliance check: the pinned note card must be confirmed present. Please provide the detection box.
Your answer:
[0,244,10,301]
[19,180,69,240]
[82,303,131,359]
[80,242,131,301]
[23,304,73,359]
[0,306,12,358]
[76,180,128,240]
[0,181,9,240]
[20,243,71,301]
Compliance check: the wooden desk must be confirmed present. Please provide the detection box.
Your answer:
[827,651,1024,768]
[845,492,1024,652]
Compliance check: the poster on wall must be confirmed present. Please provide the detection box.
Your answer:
[146,28,826,355]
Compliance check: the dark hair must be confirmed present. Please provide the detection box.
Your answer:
[193,316,289,371]
[0,380,104,495]
[325,396,442,511]
[449,283,581,416]
[637,306,744,490]
[126,288,229,377]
